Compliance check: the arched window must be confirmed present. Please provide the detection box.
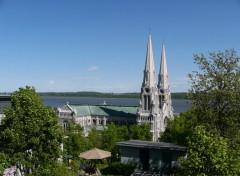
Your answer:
[63,120,69,131]
[164,117,169,128]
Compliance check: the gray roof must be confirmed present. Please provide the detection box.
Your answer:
[68,104,138,118]
[117,140,186,151]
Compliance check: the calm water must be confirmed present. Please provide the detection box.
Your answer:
[41,96,191,114]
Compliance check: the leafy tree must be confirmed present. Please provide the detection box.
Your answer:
[63,119,91,159]
[160,111,197,146]
[129,124,152,141]
[0,86,63,173]
[188,49,240,144]
[101,124,129,161]
[117,125,129,141]
[101,124,120,161]
[87,128,102,148]
[179,126,240,176]
[0,152,10,174]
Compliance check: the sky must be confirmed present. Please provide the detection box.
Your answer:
[0,0,240,93]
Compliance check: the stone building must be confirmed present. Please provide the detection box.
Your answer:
[58,103,137,136]
[137,33,174,141]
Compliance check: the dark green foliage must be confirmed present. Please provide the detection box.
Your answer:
[101,162,135,176]
[129,124,152,141]
[171,92,189,99]
[0,86,63,172]
[0,153,10,174]
[160,111,197,146]
[117,125,129,141]
[102,124,122,161]
[87,128,102,149]
[101,124,129,162]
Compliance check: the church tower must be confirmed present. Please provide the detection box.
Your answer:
[158,44,174,131]
[137,34,173,142]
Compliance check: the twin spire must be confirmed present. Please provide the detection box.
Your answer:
[138,33,173,141]
[143,33,156,88]
[143,33,169,89]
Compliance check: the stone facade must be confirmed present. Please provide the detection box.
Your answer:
[137,34,174,141]
[57,103,137,136]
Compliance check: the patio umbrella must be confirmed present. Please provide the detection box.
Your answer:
[79,148,111,160]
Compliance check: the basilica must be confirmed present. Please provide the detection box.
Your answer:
[57,33,174,141]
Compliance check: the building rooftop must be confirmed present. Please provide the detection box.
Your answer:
[66,104,138,118]
[117,140,186,151]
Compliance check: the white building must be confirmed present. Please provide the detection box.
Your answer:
[137,33,174,141]
[58,103,137,136]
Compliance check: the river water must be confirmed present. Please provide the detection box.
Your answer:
[41,96,191,114]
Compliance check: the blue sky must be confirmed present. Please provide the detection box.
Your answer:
[0,0,240,93]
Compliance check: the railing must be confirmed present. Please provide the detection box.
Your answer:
[131,163,176,176]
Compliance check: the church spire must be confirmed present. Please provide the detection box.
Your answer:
[138,34,173,142]
[158,44,169,90]
[143,33,156,88]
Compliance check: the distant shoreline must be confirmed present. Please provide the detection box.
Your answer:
[1,91,190,100]
[38,92,189,100]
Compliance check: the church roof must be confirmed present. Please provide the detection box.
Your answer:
[68,104,138,117]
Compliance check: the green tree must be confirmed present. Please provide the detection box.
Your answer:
[188,49,240,144]
[0,152,10,174]
[117,125,129,141]
[87,128,102,149]
[0,86,63,173]
[129,124,152,141]
[102,124,119,161]
[101,124,129,161]
[179,126,240,176]
[160,111,197,146]
[63,119,91,159]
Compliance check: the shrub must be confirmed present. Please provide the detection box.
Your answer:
[101,162,135,175]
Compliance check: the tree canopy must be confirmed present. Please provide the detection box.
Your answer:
[188,49,240,144]
[63,119,91,159]
[0,86,63,173]
[179,126,239,176]
[160,111,197,146]
[129,124,152,141]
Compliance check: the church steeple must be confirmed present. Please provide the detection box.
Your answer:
[138,34,173,142]
[143,33,156,88]
[158,44,169,90]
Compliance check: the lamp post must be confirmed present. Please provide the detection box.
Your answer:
[63,136,72,171]
[65,155,72,171]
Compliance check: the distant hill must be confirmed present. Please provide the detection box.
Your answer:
[38,91,189,99]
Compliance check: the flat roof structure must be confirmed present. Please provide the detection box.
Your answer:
[117,140,186,151]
